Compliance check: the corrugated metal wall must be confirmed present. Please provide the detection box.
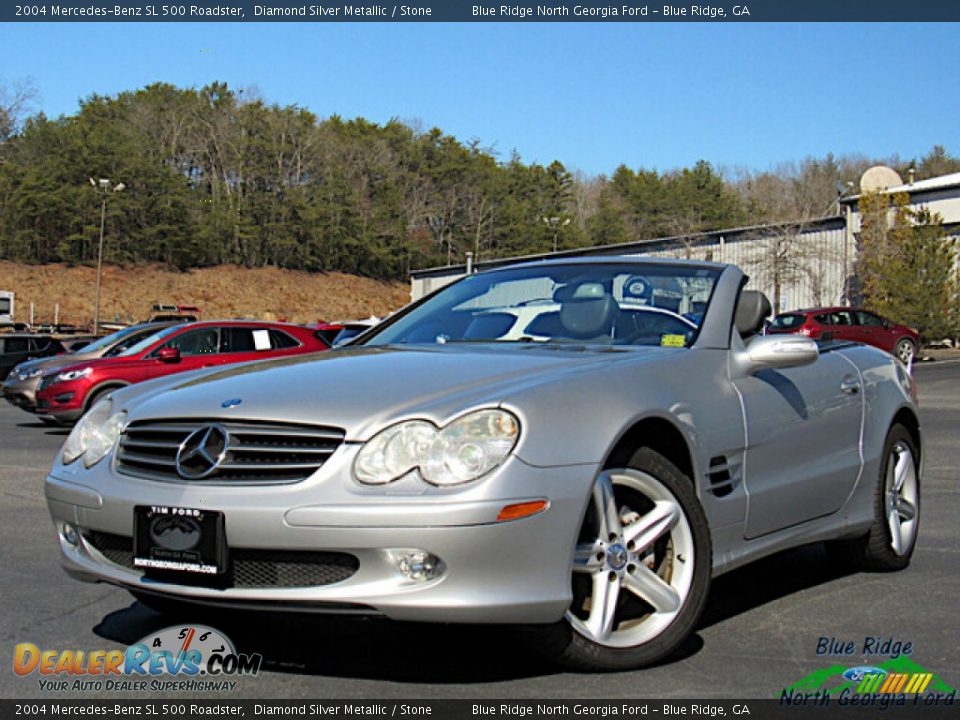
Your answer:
[637,225,849,312]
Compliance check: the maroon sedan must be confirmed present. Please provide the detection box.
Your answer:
[768,307,919,364]
[35,320,329,423]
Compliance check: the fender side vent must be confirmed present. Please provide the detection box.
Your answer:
[706,455,741,497]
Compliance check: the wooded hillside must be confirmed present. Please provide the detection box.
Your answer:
[1,81,957,280]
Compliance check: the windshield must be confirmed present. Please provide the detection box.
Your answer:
[117,325,183,357]
[364,262,722,348]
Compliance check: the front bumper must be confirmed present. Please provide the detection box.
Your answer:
[35,378,87,421]
[37,409,82,424]
[3,389,36,412]
[36,398,84,422]
[45,448,597,624]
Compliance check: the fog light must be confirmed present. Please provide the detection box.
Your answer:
[62,523,79,546]
[396,551,444,582]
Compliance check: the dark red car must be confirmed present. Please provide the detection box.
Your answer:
[768,307,919,364]
[35,320,329,423]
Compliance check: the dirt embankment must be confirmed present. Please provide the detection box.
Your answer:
[0,262,411,326]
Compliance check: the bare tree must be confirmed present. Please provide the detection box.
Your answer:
[571,171,602,233]
[664,208,706,258]
[0,77,37,141]
[743,219,844,311]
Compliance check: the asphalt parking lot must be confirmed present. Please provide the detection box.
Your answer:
[1,360,958,700]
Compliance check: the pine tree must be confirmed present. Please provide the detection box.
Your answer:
[857,190,959,341]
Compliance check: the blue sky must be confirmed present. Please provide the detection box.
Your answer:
[1,22,957,176]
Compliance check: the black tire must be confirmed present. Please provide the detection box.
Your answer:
[832,424,920,571]
[527,447,711,671]
[894,338,916,365]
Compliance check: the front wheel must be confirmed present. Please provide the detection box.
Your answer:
[530,448,711,670]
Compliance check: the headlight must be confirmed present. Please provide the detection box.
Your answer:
[54,367,92,384]
[61,399,126,468]
[354,409,520,487]
[22,367,43,380]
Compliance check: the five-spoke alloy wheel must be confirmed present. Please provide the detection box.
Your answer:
[833,424,920,571]
[531,447,710,670]
[883,438,919,557]
[567,468,696,648]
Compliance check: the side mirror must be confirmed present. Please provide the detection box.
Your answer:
[157,347,181,363]
[736,335,819,375]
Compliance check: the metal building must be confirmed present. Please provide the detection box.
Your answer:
[410,217,850,312]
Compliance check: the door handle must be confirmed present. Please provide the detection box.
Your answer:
[840,377,861,395]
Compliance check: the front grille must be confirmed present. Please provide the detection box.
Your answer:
[83,531,359,589]
[38,374,57,392]
[230,549,358,588]
[116,418,345,484]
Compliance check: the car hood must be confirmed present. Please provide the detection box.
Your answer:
[9,351,103,376]
[115,344,661,440]
[43,352,149,376]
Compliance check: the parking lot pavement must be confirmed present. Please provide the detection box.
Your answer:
[1,362,958,700]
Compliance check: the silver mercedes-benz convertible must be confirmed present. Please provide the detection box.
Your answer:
[45,258,921,670]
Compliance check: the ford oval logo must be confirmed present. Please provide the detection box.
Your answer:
[149,515,202,551]
[843,666,887,682]
[221,398,242,409]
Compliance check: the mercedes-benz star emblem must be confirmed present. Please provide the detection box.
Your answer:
[175,425,229,479]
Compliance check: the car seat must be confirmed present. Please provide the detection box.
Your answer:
[735,290,772,340]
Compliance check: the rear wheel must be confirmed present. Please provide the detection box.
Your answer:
[530,448,711,670]
[832,424,919,571]
[895,338,916,365]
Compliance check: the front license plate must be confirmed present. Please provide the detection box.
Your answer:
[134,505,227,575]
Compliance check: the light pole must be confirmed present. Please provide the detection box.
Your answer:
[542,216,571,253]
[90,178,125,335]
[833,180,855,304]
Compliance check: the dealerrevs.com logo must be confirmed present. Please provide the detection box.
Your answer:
[13,625,262,693]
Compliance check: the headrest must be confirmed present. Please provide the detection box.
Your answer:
[735,290,772,338]
[553,282,606,303]
[556,282,617,339]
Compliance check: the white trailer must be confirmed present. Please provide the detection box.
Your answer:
[0,291,13,324]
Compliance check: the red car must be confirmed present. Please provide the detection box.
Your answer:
[768,307,919,364]
[35,320,329,423]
